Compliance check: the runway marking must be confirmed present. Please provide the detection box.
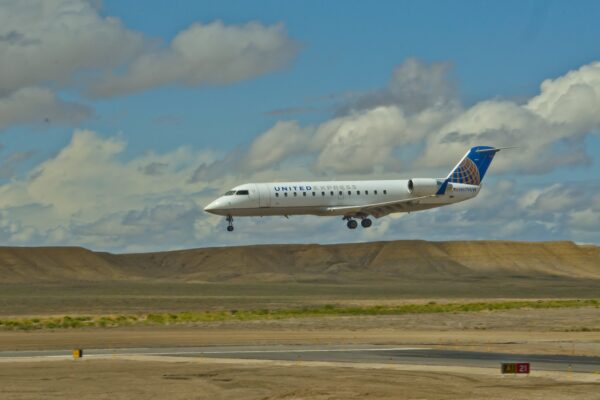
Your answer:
[154,347,428,356]
[0,347,428,360]
[2,349,599,382]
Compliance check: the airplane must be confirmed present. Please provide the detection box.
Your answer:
[204,145,506,231]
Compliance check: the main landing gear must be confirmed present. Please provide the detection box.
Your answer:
[226,215,234,232]
[344,216,372,229]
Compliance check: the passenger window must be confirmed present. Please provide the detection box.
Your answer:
[303,192,306,197]
[284,192,288,197]
[374,190,378,195]
[357,191,360,195]
[365,190,369,195]
[383,190,387,195]
[312,192,316,196]
[330,191,334,196]
[339,191,342,195]
[348,191,351,195]
[322,192,325,196]
[275,193,279,197]
[294,192,297,197]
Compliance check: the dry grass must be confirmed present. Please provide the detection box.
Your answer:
[1,299,597,331]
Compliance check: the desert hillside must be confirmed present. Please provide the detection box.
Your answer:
[0,247,129,283]
[0,240,598,284]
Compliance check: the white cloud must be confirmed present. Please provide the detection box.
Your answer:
[0,150,34,178]
[0,130,598,250]
[1,51,599,249]
[527,62,600,131]
[90,21,300,97]
[224,60,459,177]
[519,184,586,214]
[418,62,600,173]
[0,87,90,131]
[0,129,387,251]
[569,208,600,232]
[0,0,132,131]
[243,121,310,171]
[0,130,220,250]
[0,3,304,245]
[341,58,457,115]
[0,1,300,131]
[157,59,600,247]
[0,0,146,95]
[313,106,410,174]
[235,59,600,178]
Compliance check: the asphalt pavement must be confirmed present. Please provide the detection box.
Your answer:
[1,345,599,373]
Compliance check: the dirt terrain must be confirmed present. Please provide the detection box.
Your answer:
[1,358,598,400]
[1,307,599,356]
[1,240,598,284]
[0,240,597,399]
[2,306,599,400]
[0,240,598,317]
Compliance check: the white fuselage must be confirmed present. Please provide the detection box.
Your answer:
[204,179,480,218]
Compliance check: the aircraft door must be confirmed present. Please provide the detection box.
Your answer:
[257,184,271,207]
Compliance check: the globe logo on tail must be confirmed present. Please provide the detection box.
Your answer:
[450,157,481,185]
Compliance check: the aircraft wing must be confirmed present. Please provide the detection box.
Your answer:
[325,195,436,218]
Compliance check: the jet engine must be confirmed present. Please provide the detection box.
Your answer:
[407,178,440,196]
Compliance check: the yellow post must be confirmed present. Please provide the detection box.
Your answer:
[72,349,83,359]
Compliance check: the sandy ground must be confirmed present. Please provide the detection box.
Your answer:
[0,357,598,400]
[2,282,599,317]
[1,295,598,398]
[1,328,598,357]
[1,308,599,357]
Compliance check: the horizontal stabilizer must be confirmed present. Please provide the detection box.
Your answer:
[475,146,517,154]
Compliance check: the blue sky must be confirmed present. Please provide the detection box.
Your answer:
[101,1,600,148]
[0,0,599,251]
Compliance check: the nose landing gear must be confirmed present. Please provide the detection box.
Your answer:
[226,215,234,232]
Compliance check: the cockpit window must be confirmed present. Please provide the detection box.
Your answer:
[224,190,236,196]
[236,190,249,195]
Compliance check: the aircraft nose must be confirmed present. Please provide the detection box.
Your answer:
[204,200,219,214]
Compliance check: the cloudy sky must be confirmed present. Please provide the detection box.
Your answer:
[0,0,599,252]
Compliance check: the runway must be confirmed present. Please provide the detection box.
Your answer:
[1,345,599,373]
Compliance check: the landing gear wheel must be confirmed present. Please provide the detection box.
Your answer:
[226,225,234,232]
[347,219,358,229]
[226,215,234,232]
[361,218,372,228]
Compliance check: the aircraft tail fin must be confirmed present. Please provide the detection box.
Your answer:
[447,146,505,185]
[436,146,510,195]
